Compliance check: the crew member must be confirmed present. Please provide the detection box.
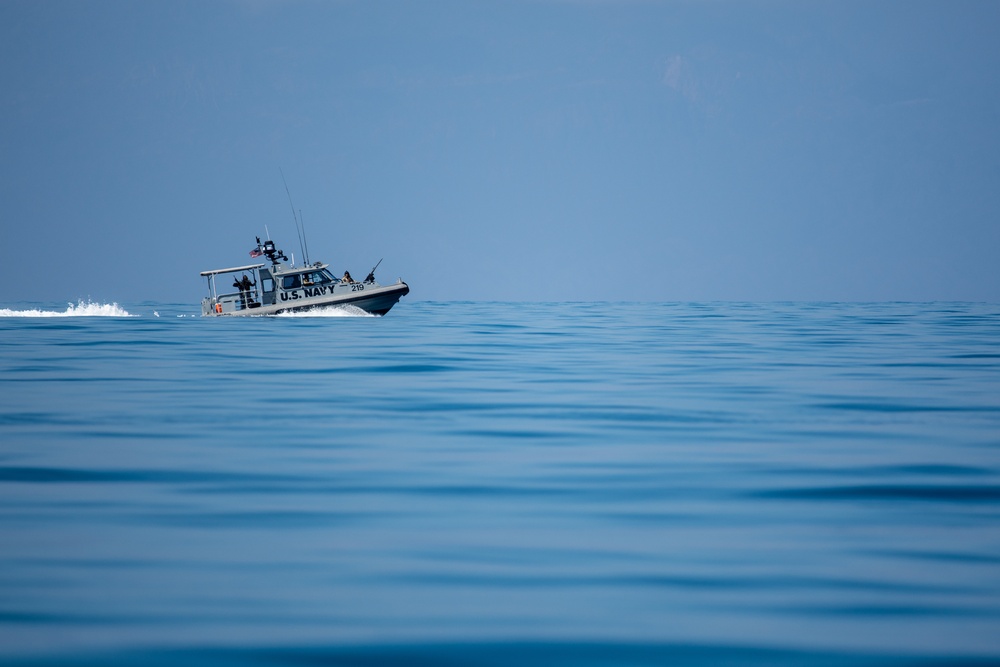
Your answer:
[233,274,255,309]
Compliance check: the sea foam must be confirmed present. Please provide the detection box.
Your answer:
[0,300,133,317]
[275,304,375,317]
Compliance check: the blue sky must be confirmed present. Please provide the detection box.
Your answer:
[2,0,998,303]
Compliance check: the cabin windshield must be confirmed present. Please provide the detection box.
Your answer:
[301,269,335,286]
[282,269,334,290]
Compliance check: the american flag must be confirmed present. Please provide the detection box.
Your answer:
[249,248,263,258]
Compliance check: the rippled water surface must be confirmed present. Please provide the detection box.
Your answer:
[1,301,999,665]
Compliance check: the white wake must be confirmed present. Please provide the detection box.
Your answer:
[0,300,134,317]
[275,304,376,318]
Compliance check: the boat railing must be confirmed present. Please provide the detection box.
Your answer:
[211,291,262,313]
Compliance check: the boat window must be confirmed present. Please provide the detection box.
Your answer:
[302,270,332,285]
[259,269,274,293]
[282,275,301,289]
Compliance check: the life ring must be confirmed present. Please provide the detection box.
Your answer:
[215,303,222,314]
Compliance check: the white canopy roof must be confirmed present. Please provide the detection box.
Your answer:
[199,263,265,277]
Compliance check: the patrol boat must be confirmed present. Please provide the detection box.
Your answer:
[200,237,409,316]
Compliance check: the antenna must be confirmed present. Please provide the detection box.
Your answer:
[279,167,307,265]
[300,209,311,265]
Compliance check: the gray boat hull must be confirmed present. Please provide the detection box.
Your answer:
[202,279,409,317]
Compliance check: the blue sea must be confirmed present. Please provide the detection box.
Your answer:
[1,300,999,666]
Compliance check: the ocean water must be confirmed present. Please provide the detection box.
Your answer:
[1,300,999,666]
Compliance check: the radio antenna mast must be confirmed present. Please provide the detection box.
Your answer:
[299,209,311,265]
[279,168,309,265]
